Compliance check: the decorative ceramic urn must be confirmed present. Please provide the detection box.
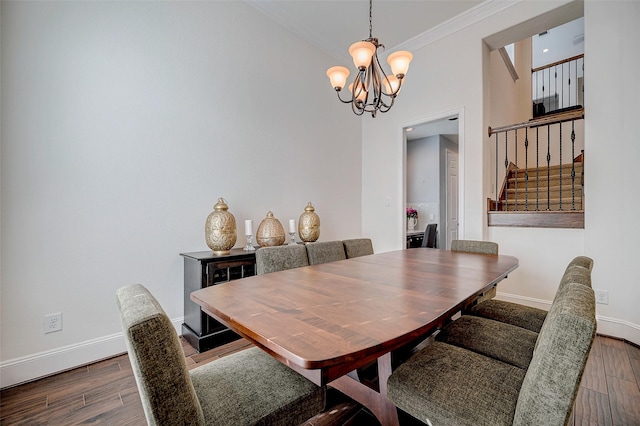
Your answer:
[256,211,286,247]
[205,198,237,254]
[298,202,320,243]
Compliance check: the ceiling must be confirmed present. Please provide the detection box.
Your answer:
[247,0,483,64]
[406,116,459,143]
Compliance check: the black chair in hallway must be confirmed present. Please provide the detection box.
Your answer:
[421,224,437,248]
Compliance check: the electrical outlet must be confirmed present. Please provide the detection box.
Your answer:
[44,313,63,333]
[595,289,609,305]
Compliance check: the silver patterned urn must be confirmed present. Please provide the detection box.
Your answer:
[298,202,320,243]
[205,198,237,255]
[256,211,286,247]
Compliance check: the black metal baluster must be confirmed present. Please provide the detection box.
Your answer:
[515,130,518,211]
[554,66,558,112]
[547,124,551,211]
[536,127,540,211]
[542,70,546,113]
[568,62,572,108]
[504,131,509,210]
[546,68,550,112]
[560,63,571,108]
[571,120,576,210]
[582,59,585,107]
[525,128,529,211]
[495,132,498,211]
[559,122,563,211]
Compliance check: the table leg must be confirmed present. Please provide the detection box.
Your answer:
[329,352,399,426]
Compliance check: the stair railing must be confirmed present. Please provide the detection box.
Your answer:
[488,108,584,215]
[532,54,584,117]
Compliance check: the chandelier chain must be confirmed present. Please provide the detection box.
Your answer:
[369,0,373,39]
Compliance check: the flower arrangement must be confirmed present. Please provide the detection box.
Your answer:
[406,207,418,219]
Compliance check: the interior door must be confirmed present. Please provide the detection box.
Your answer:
[445,149,458,249]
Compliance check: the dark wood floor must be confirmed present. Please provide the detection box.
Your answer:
[1,335,639,425]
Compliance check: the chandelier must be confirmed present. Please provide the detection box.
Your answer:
[326,0,413,117]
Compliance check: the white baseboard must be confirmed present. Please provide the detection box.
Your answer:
[594,315,640,345]
[0,317,183,389]
[497,292,640,345]
[495,292,552,311]
[3,306,639,390]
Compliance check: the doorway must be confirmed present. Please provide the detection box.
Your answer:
[405,113,460,249]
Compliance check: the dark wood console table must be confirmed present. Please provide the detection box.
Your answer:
[180,249,256,352]
[406,231,424,248]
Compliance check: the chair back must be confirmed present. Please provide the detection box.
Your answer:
[421,224,437,248]
[116,284,205,426]
[451,239,498,255]
[306,241,347,265]
[566,255,594,272]
[513,281,596,425]
[255,244,309,275]
[342,238,374,258]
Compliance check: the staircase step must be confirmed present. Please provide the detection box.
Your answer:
[502,197,583,211]
[507,176,582,191]
[506,186,583,199]
[511,163,583,179]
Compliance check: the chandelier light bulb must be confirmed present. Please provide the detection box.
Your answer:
[349,41,376,70]
[387,51,413,77]
[382,75,401,95]
[348,82,368,104]
[326,66,350,90]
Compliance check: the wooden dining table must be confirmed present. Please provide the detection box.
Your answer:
[191,247,519,425]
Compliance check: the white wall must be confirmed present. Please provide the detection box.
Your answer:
[362,0,640,345]
[407,136,439,203]
[0,1,361,387]
[582,0,640,342]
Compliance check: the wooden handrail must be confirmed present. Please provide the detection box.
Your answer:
[531,54,584,73]
[488,107,584,136]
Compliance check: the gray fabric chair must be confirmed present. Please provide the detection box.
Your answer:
[305,241,347,265]
[435,315,538,369]
[567,255,594,272]
[116,284,325,426]
[469,256,594,332]
[451,239,498,255]
[451,239,499,302]
[255,244,309,275]
[388,265,596,426]
[342,238,374,258]
[467,300,548,333]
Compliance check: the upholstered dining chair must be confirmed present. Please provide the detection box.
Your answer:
[469,256,594,333]
[342,238,374,258]
[116,284,325,426]
[255,244,309,275]
[451,239,499,255]
[305,241,347,265]
[451,239,499,303]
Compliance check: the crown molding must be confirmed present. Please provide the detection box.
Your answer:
[390,0,521,54]
[247,0,522,63]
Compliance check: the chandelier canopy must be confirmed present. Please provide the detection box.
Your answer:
[326,0,413,117]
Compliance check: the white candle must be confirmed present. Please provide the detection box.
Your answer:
[289,219,296,233]
[244,219,253,236]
